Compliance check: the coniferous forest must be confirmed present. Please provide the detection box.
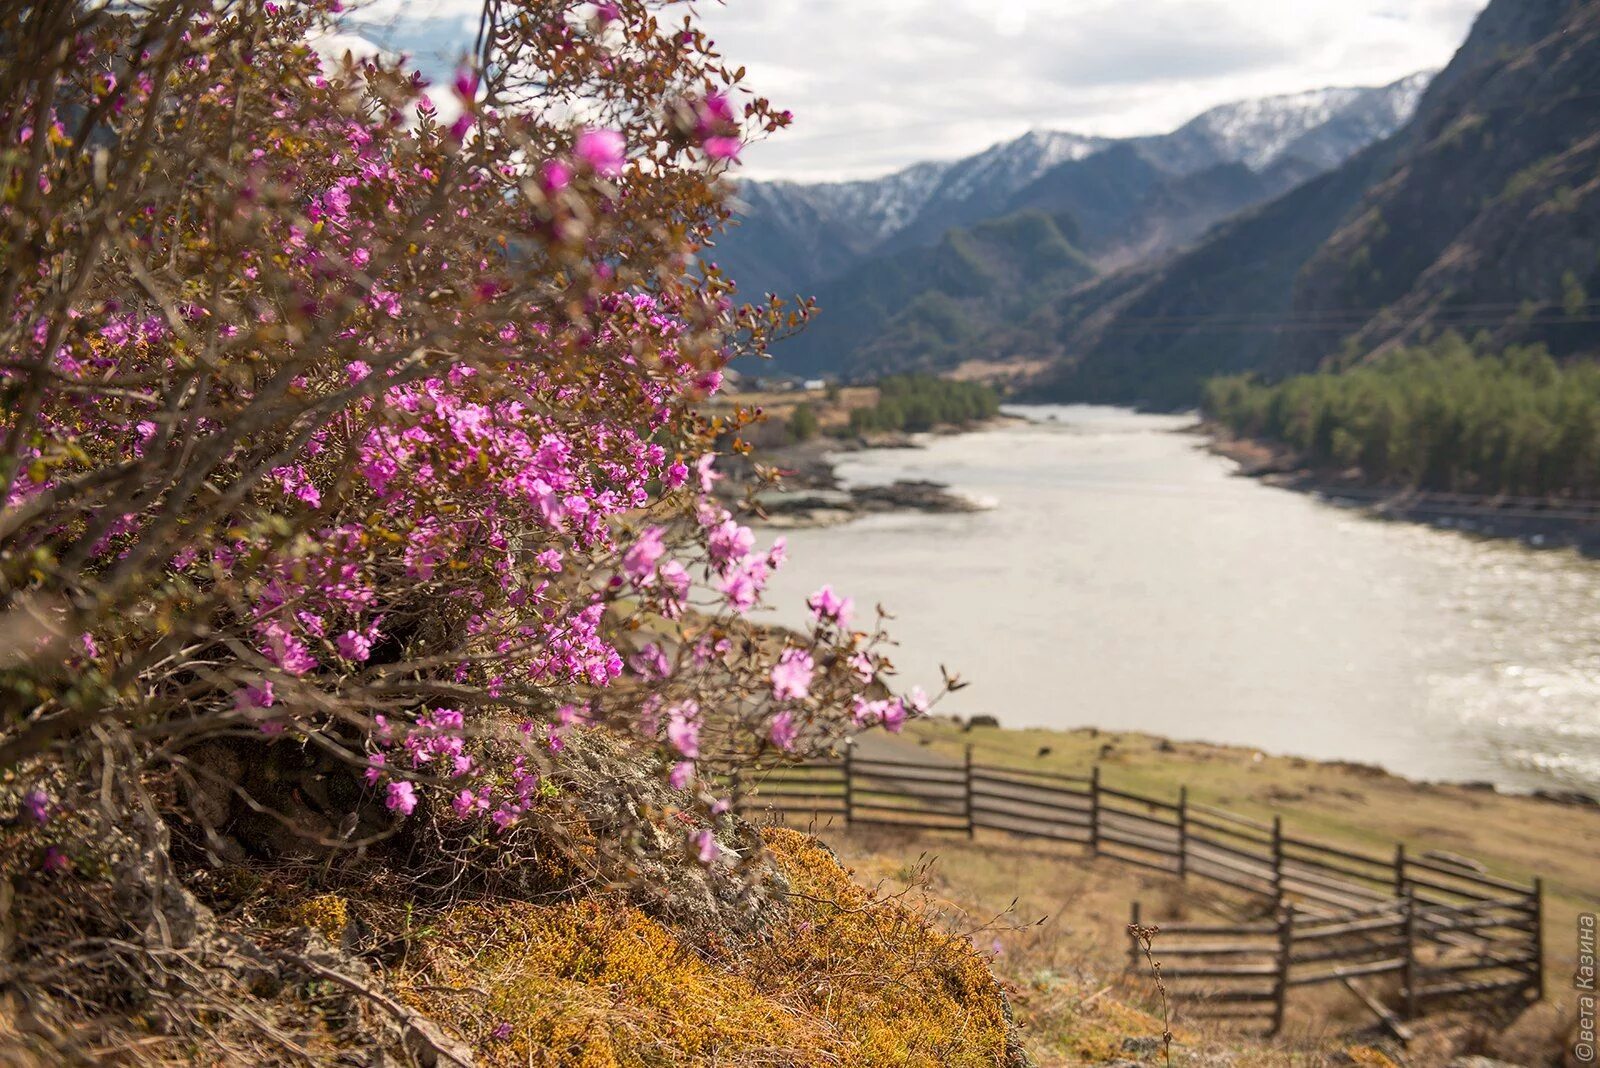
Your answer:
[1203,335,1600,496]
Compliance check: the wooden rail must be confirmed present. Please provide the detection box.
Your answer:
[733,745,1544,1033]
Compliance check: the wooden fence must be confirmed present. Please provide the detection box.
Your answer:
[734,746,1544,1032]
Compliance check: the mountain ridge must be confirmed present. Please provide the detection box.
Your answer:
[712,73,1435,306]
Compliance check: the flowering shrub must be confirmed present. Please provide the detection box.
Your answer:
[0,0,927,842]
[0,4,934,1052]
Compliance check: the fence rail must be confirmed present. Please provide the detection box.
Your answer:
[734,746,1544,1033]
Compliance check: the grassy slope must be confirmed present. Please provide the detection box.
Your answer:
[887,720,1598,1001]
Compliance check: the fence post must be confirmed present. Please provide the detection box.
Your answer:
[1127,900,1142,972]
[1401,886,1417,1020]
[963,743,975,839]
[1531,877,1545,1004]
[842,743,854,825]
[1089,765,1101,856]
[730,767,744,818]
[1271,815,1284,904]
[1271,904,1294,1036]
[1176,785,1188,881]
[1393,843,1406,899]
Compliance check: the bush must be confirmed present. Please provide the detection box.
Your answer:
[788,403,820,441]
[0,1,928,1058]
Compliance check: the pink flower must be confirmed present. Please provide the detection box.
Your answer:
[574,128,626,177]
[336,630,372,661]
[693,829,718,864]
[233,680,275,713]
[385,780,417,816]
[622,526,666,585]
[707,519,754,570]
[767,537,787,570]
[694,453,720,494]
[79,632,99,659]
[770,648,813,702]
[541,158,572,194]
[849,652,874,685]
[880,698,906,733]
[490,1022,513,1041]
[22,789,51,826]
[666,700,700,758]
[769,710,798,751]
[806,585,853,627]
[593,1,621,23]
[703,136,740,161]
[669,760,694,790]
[904,686,930,716]
[364,753,386,785]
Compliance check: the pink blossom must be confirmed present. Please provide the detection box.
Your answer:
[233,680,275,713]
[694,453,720,494]
[593,2,621,23]
[807,585,853,627]
[770,647,813,702]
[79,632,99,659]
[703,136,740,161]
[849,652,874,685]
[669,760,694,790]
[666,700,700,758]
[574,128,626,177]
[385,780,417,816]
[707,519,754,570]
[769,710,798,751]
[693,829,717,864]
[542,158,572,194]
[22,789,51,826]
[364,752,386,785]
[622,526,666,585]
[336,630,372,661]
[880,698,906,733]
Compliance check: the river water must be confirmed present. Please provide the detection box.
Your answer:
[761,405,1600,795]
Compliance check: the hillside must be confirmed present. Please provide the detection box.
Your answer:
[772,211,1095,378]
[1039,0,1600,407]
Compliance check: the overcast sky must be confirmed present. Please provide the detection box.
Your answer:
[354,0,1489,182]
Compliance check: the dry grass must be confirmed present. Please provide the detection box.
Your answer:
[899,719,1600,997]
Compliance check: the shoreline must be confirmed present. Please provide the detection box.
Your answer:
[735,416,1018,529]
[1202,426,1600,556]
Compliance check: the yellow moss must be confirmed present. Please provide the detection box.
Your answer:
[285,893,349,943]
[1343,1047,1399,1067]
[752,827,1017,1067]
[401,899,817,1067]
[398,828,1022,1067]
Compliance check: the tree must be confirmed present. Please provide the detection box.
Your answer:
[789,403,820,441]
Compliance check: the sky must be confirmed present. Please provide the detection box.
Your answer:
[348,0,1490,183]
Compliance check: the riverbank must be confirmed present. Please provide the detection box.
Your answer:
[728,421,1012,528]
[1205,427,1600,555]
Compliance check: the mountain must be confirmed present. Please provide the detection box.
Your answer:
[710,132,1106,300]
[711,76,1432,307]
[1039,0,1600,408]
[771,211,1095,378]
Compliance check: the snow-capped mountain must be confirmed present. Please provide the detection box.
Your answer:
[713,73,1434,301]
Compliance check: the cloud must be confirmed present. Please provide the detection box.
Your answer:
[354,0,1488,181]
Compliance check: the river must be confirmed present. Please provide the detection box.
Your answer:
[761,405,1600,795]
